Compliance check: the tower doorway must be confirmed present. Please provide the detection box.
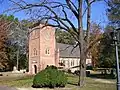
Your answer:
[34,65,37,74]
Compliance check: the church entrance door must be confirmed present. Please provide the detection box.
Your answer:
[34,65,37,74]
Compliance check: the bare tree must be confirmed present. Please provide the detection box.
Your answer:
[5,0,102,86]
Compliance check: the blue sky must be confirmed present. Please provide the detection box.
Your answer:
[0,0,108,29]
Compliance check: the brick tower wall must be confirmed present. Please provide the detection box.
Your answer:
[29,24,57,74]
[29,26,40,74]
[39,25,56,70]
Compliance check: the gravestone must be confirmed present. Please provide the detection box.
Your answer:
[12,66,19,73]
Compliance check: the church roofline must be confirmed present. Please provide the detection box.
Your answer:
[56,43,80,58]
[29,21,49,29]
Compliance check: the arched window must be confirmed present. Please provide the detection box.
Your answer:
[45,48,50,55]
[73,60,74,66]
[33,48,37,55]
[71,61,72,66]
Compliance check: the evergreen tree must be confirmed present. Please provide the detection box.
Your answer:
[98,32,115,68]
[55,29,75,45]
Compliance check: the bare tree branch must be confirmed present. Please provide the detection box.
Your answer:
[66,0,79,19]
[71,43,79,54]
[5,0,101,87]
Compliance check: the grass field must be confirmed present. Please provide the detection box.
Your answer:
[0,73,116,90]
[67,74,116,90]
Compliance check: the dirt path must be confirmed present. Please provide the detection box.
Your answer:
[0,86,17,90]
[94,78,115,84]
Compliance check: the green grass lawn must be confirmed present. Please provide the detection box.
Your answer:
[0,74,116,90]
[0,75,33,87]
[67,74,116,90]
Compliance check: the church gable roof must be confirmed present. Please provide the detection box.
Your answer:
[56,43,80,58]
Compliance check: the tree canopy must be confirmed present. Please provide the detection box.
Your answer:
[107,0,120,26]
[55,29,75,45]
[0,15,28,71]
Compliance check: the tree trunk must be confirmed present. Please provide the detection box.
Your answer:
[78,0,85,87]
[78,0,91,86]
[77,0,91,87]
[78,47,86,87]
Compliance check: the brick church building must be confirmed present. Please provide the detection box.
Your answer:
[29,24,92,74]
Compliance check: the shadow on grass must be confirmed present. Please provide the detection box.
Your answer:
[87,74,116,79]
[67,82,78,86]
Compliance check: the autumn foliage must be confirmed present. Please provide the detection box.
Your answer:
[0,17,9,70]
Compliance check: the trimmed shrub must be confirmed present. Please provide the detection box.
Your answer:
[74,70,91,76]
[74,70,80,75]
[32,65,67,88]
[86,66,93,70]
[86,71,90,77]
[67,69,72,73]
[45,65,57,70]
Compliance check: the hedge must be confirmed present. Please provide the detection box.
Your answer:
[32,65,67,88]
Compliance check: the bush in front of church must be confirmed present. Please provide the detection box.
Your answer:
[45,65,58,70]
[32,65,67,88]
